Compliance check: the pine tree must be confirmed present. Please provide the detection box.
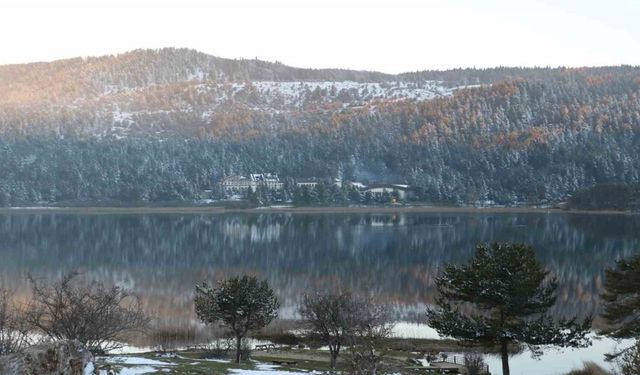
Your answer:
[427,243,591,375]
[316,183,328,205]
[194,275,279,363]
[245,188,259,207]
[619,340,640,375]
[348,187,362,203]
[601,253,640,359]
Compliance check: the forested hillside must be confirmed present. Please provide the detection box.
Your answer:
[0,48,639,206]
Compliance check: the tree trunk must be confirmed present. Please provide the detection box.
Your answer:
[329,346,339,370]
[235,335,242,363]
[500,340,510,375]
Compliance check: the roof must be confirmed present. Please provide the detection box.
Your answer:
[348,182,367,188]
[221,175,249,182]
[365,184,411,191]
[250,173,280,182]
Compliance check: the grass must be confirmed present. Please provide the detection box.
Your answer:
[95,346,415,375]
[255,355,335,373]
[96,327,499,375]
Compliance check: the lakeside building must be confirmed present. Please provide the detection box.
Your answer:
[251,173,284,191]
[363,184,412,201]
[294,178,319,189]
[220,173,283,194]
[220,173,412,201]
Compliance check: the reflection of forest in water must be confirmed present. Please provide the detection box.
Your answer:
[0,212,638,323]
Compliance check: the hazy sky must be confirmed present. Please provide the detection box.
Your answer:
[1,0,639,73]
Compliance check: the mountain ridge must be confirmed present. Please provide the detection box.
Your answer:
[2,48,639,140]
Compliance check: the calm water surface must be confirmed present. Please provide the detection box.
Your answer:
[1,211,639,326]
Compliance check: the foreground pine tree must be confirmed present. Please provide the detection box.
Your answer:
[427,243,591,375]
[601,254,640,338]
[194,275,279,363]
[600,254,640,362]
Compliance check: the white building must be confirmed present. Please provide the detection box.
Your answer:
[295,178,319,189]
[220,175,252,193]
[220,173,283,194]
[363,184,411,201]
[295,177,343,189]
[251,173,284,191]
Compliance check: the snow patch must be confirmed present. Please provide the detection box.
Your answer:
[108,365,158,375]
[229,362,313,375]
[248,80,455,107]
[107,356,176,366]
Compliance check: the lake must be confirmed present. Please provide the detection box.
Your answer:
[1,210,638,373]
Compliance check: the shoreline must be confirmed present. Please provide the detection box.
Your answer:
[0,204,637,215]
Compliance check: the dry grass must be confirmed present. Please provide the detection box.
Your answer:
[564,362,611,375]
[147,325,197,352]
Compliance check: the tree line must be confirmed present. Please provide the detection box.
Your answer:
[568,182,640,211]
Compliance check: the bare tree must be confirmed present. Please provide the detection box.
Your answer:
[147,325,196,353]
[25,273,149,353]
[347,296,395,375]
[464,352,487,375]
[300,291,395,374]
[299,291,356,370]
[0,288,31,355]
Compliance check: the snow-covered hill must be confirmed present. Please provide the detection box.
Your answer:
[0,48,467,139]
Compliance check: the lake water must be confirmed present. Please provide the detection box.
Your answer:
[1,211,638,373]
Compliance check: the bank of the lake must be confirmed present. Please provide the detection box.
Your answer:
[0,204,638,216]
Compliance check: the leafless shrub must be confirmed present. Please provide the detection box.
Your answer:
[300,291,395,374]
[148,325,196,352]
[0,288,31,355]
[613,340,640,375]
[202,338,234,359]
[346,295,395,375]
[464,352,487,375]
[24,272,150,353]
[300,290,356,369]
[565,361,611,375]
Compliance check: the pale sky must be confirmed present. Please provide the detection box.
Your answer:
[1,0,639,73]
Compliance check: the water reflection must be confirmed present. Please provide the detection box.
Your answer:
[0,212,638,323]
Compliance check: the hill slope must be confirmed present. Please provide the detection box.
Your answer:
[0,48,639,206]
[0,48,472,140]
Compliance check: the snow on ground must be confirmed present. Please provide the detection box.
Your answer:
[107,356,177,366]
[250,80,454,104]
[391,324,632,375]
[102,365,159,375]
[199,357,231,363]
[83,362,95,375]
[482,335,632,375]
[187,69,206,81]
[391,322,441,339]
[112,109,133,124]
[98,355,176,375]
[228,363,314,375]
[195,79,462,110]
[100,356,313,375]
